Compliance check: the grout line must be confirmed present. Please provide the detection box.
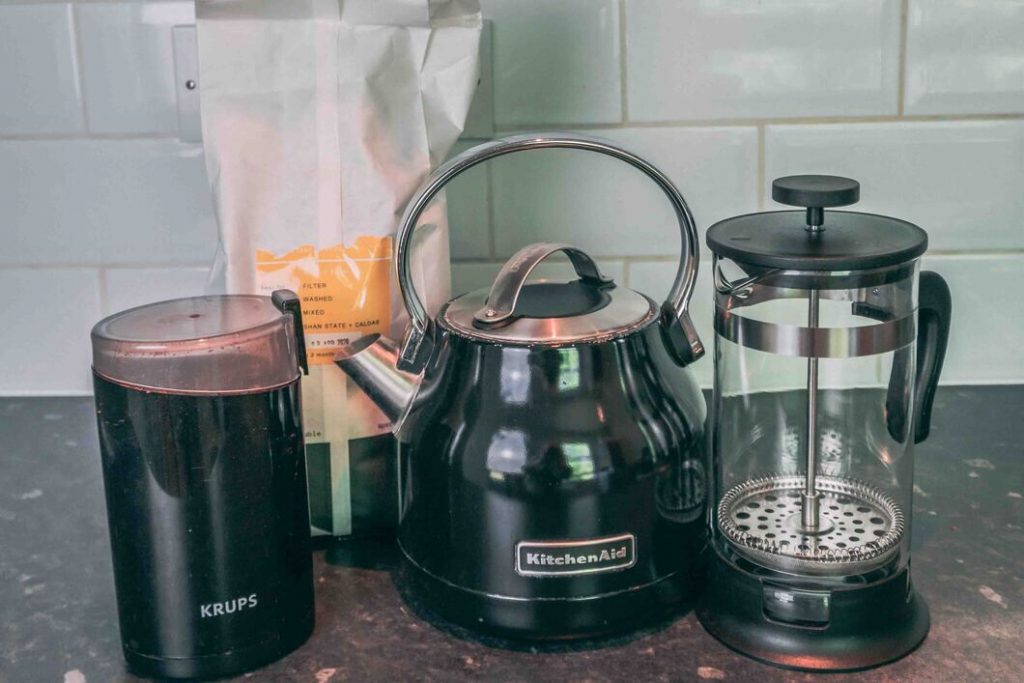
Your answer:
[897,0,910,116]
[5,253,1022,272]
[96,266,109,316]
[0,261,213,270]
[452,256,629,267]
[0,264,102,271]
[8,0,142,5]
[0,390,95,398]
[756,125,766,210]
[0,131,187,142]
[485,153,497,260]
[447,250,1024,265]
[617,254,678,264]
[6,113,1024,144]
[452,258,506,266]
[621,256,633,288]
[618,0,629,123]
[67,2,89,133]
[492,112,1024,132]
[925,250,1024,258]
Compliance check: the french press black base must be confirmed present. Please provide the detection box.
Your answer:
[698,554,929,671]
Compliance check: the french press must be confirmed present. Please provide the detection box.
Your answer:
[697,176,951,670]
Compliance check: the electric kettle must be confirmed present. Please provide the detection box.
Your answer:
[335,134,708,639]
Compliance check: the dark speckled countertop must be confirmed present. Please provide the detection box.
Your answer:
[2,386,1022,683]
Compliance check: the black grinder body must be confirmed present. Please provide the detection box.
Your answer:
[94,375,315,679]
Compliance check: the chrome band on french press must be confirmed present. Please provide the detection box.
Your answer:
[715,270,918,313]
[719,263,920,292]
[714,308,917,358]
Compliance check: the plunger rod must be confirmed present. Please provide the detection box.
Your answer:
[802,289,821,530]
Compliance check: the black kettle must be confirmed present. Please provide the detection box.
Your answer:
[336,134,708,639]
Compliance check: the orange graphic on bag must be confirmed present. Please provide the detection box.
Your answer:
[256,236,392,365]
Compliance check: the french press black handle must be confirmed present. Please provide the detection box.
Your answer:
[868,271,951,443]
[772,175,860,229]
[911,271,951,442]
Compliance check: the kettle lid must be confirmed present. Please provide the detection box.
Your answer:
[706,175,928,271]
[442,243,656,345]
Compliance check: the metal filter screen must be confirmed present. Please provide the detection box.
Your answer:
[718,475,904,575]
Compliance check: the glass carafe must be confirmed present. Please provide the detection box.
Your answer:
[698,175,952,671]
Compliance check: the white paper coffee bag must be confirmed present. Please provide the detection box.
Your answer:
[197,0,481,536]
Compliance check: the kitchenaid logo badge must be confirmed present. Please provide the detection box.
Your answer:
[516,534,636,577]
[200,593,258,618]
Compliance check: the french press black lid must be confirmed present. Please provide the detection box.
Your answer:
[707,175,927,271]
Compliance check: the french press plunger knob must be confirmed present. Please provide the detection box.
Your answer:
[772,175,860,231]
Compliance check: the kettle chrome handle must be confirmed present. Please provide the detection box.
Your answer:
[473,242,613,325]
[394,133,704,372]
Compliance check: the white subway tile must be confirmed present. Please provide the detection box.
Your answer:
[0,139,217,266]
[103,266,214,316]
[905,1,1024,115]
[0,4,83,134]
[922,255,1024,384]
[625,0,901,121]
[627,259,714,388]
[481,0,621,125]
[0,268,100,394]
[462,20,494,139]
[445,140,491,260]
[491,127,758,258]
[451,259,625,297]
[764,121,1024,252]
[77,1,195,134]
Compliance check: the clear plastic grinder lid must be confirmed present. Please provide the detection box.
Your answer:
[91,295,302,395]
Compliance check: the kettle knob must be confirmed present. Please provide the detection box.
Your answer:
[772,175,860,230]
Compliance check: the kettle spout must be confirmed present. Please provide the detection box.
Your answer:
[334,334,420,431]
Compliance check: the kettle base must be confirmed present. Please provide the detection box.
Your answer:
[697,548,928,672]
[397,552,696,641]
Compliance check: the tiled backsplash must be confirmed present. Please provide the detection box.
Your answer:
[1,0,1021,394]
[624,0,903,121]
